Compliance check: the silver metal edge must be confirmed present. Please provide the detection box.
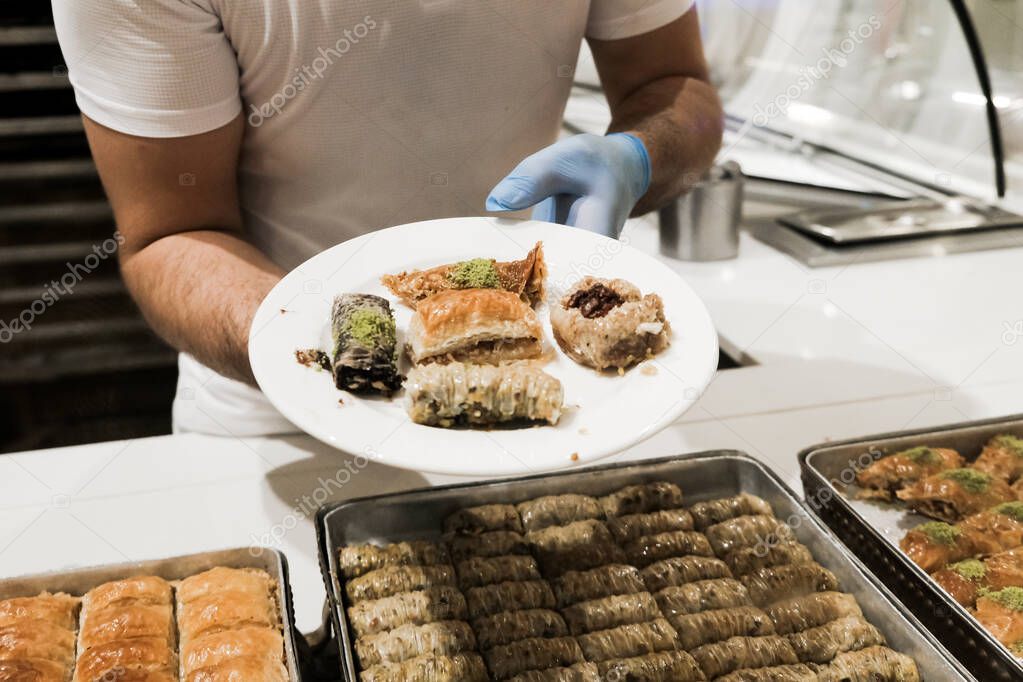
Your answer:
[317,450,974,681]
[0,547,304,681]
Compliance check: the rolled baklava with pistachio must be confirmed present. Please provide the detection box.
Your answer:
[330,293,402,394]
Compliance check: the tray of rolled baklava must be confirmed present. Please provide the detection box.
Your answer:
[0,547,304,681]
[314,451,973,681]
[801,413,1023,680]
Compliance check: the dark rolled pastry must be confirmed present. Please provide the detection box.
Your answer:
[465,580,556,619]
[623,530,714,568]
[575,619,678,662]
[526,520,625,577]
[724,543,815,577]
[339,541,450,580]
[740,564,839,608]
[561,592,660,635]
[714,663,821,681]
[507,663,600,682]
[818,646,920,682]
[359,652,489,682]
[599,482,684,517]
[670,606,775,650]
[472,609,568,650]
[690,494,774,531]
[447,531,529,562]
[552,565,646,607]
[640,556,732,592]
[705,516,797,556]
[690,635,799,679]
[347,587,467,637]
[516,494,603,533]
[329,293,402,394]
[654,579,753,618]
[596,651,705,682]
[345,565,456,603]
[444,504,523,535]
[607,509,694,544]
[354,620,476,667]
[456,555,541,590]
[483,637,584,681]
[765,592,862,635]
[786,616,885,664]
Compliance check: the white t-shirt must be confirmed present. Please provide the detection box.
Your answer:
[52,0,693,435]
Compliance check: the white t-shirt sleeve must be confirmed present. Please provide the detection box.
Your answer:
[586,0,695,40]
[52,0,241,138]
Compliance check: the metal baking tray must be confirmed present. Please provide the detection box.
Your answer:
[0,547,304,681]
[316,451,973,681]
[800,414,1023,681]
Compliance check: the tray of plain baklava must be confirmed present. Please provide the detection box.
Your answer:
[314,451,972,681]
[801,414,1023,681]
[0,547,304,681]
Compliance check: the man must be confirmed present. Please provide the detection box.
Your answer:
[52,0,722,435]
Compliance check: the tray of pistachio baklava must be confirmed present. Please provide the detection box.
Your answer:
[801,413,1023,681]
[0,547,304,680]
[315,451,972,681]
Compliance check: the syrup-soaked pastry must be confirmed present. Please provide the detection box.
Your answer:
[447,531,529,562]
[79,602,177,651]
[360,652,489,682]
[854,446,963,499]
[339,541,450,580]
[354,620,477,668]
[0,591,79,681]
[186,657,288,682]
[690,635,799,679]
[786,616,885,664]
[561,592,660,635]
[690,494,774,531]
[179,626,285,680]
[654,579,752,619]
[472,609,568,650]
[984,547,1023,591]
[599,482,684,518]
[575,619,678,662]
[640,556,732,593]
[931,559,988,607]
[465,580,556,619]
[0,592,79,630]
[0,659,70,682]
[623,530,714,568]
[596,651,705,682]
[444,504,524,535]
[715,663,821,681]
[740,564,839,607]
[456,555,541,590]
[552,565,646,607]
[0,618,77,666]
[896,468,1014,523]
[724,543,815,577]
[671,606,776,650]
[483,637,584,681]
[898,521,981,573]
[347,587,467,637]
[507,663,600,682]
[516,495,603,533]
[526,520,625,576]
[345,565,457,603]
[329,293,402,394]
[74,637,179,682]
[959,502,1023,555]
[975,587,1023,649]
[973,434,1023,482]
[705,516,797,557]
[817,646,920,682]
[766,592,862,635]
[606,509,694,544]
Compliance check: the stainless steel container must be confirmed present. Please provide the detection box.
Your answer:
[658,161,743,261]
[801,414,1023,681]
[316,451,973,682]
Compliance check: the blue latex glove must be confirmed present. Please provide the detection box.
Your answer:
[485,133,651,238]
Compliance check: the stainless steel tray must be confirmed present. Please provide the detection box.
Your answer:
[0,547,304,681]
[800,414,1023,681]
[316,451,973,682]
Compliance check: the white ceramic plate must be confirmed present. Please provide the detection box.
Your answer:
[249,217,717,476]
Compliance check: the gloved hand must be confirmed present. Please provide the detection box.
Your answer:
[485,133,651,238]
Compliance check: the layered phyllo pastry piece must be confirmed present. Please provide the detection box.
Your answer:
[551,564,646,608]
[896,468,1014,522]
[653,578,753,619]
[447,531,529,562]
[339,541,450,580]
[360,652,489,682]
[574,618,678,662]
[444,504,524,536]
[471,609,568,650]
[973,434,1023,482]
[465,580,555,619]
[765,592,862,635]
[598,482,684,518]
[690,635,799,679]
[606,509,694,544]
[353,620,477,668]
[0,591,79,682]
[329,293,402,395]
[975,586,1023,652]
[382,242,546,309]
[515,495,603,534]
[345,565,457,604]
[560,592,660,635]
[705,515,796,557]
[404,361,562,428]
[715,664,820,681]
[455,556,541,591]
[596,651,704,682]
[931,558,990,607]
[689,493,773,531]
[623,530,714,568]
[640,556,732,592]
[347,587,468,637]
[526,520,626,577]
[506,662,600,682]
[549,276,670,371]
[817,646,919,681]
[958,501,1023,554]
[723,543,815,577]
[672,606,776,650]
[898,521,980,572]
[483,636,584,681]
[406,289,542,365]
[785,615,885,664]
[739,564,839,608]
[854,446,963,499]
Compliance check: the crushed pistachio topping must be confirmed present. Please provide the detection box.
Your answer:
[950,559,986,581]
[994,502,1023,522]
[899,446,941,464]
[917,521,961,546]
[994,434,1023,457]
[983,586,1023,612]
[341,308,395,349]
[448,258,500,289]
[941,468,992,494]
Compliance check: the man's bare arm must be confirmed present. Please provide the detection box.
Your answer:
[589,9,724,214]
[83,113,283,384]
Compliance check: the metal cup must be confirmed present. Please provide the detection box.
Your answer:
[658,161,743,261]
